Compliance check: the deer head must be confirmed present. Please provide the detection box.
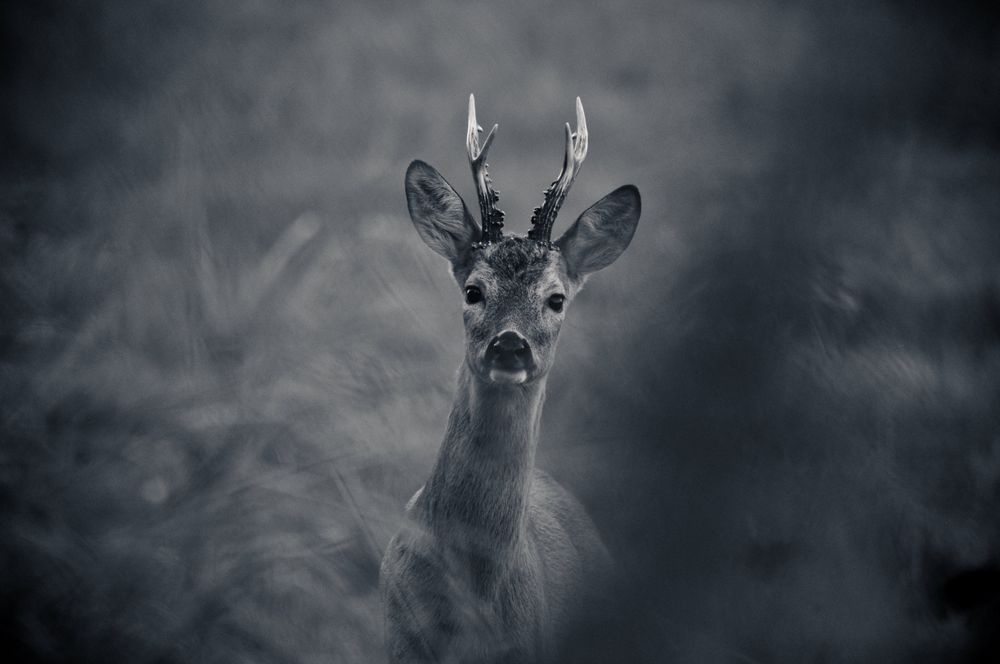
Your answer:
[405,95,641,386]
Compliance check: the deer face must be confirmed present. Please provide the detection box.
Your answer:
[404,160,640,386]
[458,238,571,384]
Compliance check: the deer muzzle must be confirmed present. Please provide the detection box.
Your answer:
[485,330,534,384]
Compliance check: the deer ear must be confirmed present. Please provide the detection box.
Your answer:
[405,160,480,264]
[556,185,641,277]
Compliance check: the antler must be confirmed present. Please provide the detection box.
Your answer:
[527,97,588,244]
[467,94,505,244]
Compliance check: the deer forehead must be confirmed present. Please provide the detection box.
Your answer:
[465,242,569,297]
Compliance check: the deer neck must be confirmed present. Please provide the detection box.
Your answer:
[420,362,546,560]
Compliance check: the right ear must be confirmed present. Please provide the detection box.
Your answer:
[405,160,480,265]
[555,185,641,279]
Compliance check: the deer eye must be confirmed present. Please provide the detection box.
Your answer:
[464,285,483,305]
[547,294,565,312]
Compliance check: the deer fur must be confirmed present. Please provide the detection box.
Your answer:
[381,158,640,663]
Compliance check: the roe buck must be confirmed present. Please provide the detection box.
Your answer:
[380,95,641,663]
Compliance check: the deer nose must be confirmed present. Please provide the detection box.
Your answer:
[492,331,528,353]
[486,331,532,370]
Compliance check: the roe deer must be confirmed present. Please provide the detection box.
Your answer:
[380,95,641,663]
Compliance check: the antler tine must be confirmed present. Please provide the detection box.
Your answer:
[573,96,588,163]
[467,94,504,245]
[528,97,588,245]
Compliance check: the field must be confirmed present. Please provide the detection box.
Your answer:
[2,1,999,662]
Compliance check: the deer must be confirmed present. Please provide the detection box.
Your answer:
[380,95,641,663]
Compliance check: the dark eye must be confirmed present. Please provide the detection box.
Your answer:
[464,285,483,305]
[547,294,565,312]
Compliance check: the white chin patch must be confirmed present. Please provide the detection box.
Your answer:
[489,369,528,385]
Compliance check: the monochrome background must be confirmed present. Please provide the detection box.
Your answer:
[2,1,998,662]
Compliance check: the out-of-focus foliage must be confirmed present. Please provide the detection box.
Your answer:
[1,1,998,662]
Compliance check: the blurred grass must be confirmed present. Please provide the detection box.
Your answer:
[2,0,1000,662]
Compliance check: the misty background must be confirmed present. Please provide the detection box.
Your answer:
[2,1,999,662]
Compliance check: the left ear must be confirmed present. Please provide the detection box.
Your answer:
[556,185,641,278]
